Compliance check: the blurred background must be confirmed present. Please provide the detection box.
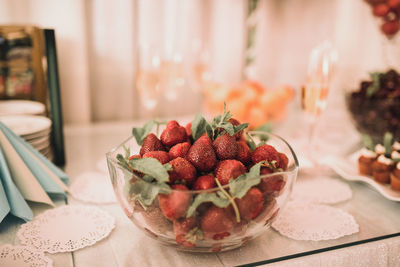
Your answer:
[0,0,396,124]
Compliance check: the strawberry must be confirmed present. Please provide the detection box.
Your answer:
[186,134,217,172]
[158,184,191,220]
[193,175,216,190]
[200,206,235,240]
[173,217,198,248]
[169,142,191,159]
[251,144,280,165]
[278,152,289,170]
[258,169,286,196]
[168,157,197,185]
[213,134,238,160]
[229,118,244,140]
[214,160,246,185]
[140,133,165,156]
[160,120,188,147]
[235,187,263,220]
[128,154,141,160]
[185,122,192,138]
[236,141,251,165]
[142,151,170,164]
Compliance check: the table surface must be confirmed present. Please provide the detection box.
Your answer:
[1,111,400,267]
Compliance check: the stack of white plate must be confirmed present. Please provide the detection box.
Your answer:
[0,100,53,161]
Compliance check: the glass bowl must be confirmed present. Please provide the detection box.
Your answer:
[106,131,298,252]
[345,70,400,143]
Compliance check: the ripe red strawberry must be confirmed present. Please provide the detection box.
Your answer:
[168,157,197,185]
[372,4,390,17]
[251,144,280,165]
[213,133,238,160]
[258,171,285,196]
[381,20,400,36]
[140,133,165,156]
[193,175,216,190]
[229,118,244,140]
[160,120,188,147]
[278,152,289,170]
[186,134,217,172]
[236,141,251,165]
[173,217,198,248]
[214,160,246,185]
[143,151,170,164]
[169,142,191,159]
[235,187,263,220]
[128,154,141,160]
[200,206,235,240]
[158,184,191,220]
[185,122,192,138]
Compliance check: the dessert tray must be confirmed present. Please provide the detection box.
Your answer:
[322,152,400,202]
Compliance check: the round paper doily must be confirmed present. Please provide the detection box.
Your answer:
[17,205,115,253]
[272,201,359,241]
[0,244,52,267]
[291,176,352,204]
[69,172,117,204]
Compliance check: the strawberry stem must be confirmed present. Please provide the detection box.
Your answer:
[215,178,241,223]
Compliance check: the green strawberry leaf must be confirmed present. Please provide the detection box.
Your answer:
[362,134,374,151]
[234,123,249,134]
[383,132,393,156]
[186,192,230,217]
[255,123,272,133]
[191,113,209,140]
[229,162,262,199]
[130,180,170,208]
[132,120,155,145]
[117,155,170,183]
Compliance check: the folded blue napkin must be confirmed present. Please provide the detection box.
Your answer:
[0,146,33,222]
[0,122,69,185]
[0,121,69,223]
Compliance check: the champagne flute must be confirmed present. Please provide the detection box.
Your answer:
[301,41,338,165]
[136,44,161,118]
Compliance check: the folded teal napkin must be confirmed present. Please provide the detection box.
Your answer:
[0,122,69,185]
[0,124,66,195]
[0,146,33,222]
[0,121,69,223]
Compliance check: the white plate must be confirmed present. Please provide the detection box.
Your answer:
[0,115,51,136]
[28,135,50,150]
[0,100,45,116]
[322,152,400,202]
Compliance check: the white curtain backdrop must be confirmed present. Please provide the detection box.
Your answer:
[0,0,389,124]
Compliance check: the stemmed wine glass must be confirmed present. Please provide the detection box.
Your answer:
[300,41,338,166]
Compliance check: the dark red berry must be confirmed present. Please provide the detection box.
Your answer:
[193,175,216,190]
[214,160,246,185]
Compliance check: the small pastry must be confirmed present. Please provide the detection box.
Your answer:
[392,150,400,160]
[392,141,400,152]
[371,155,393,184]
[375,144,386,155]
[358,148,377,176]
[390,162,400,191]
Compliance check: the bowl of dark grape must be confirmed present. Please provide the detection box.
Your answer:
[346,69,400,142]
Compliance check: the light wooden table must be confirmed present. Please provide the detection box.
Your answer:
[1,118,400,267]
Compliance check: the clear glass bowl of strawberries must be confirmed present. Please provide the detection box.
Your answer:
[106,108,299,252]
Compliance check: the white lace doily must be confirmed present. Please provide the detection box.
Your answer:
[96,157,109,173]
[0,244,52,267]
[272,201,359,241]
[69,172,117,204]
[17,205,115,253]
[291,176,352,204]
